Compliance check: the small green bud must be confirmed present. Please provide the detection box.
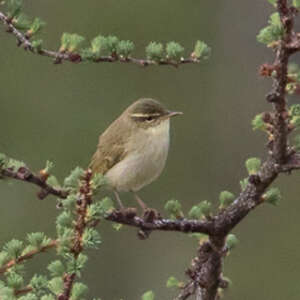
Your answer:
[68,34,85,52]
[257,13,283,45]
[240,178,248,191]
[219,191,235,209]
[105,35,119,53]
[164,199,183,219]
[64,166,84,188]
[48,277,63,294]
[27,17,45,36]
[13,13,31,30]
[117,40,135,57]
[263,187,281,206]
[60,33,71,52]
[6,272,24,290]
[47,260,65,277]
[226,234,238,250]
[142,291,155,300]
[71,282,88,300]
[145,42,164,61]
[7,0,23,18]
[166,276,182,288]
[192,40,211,60]
[32,39,43,51]
[166,41,184,61]
[245,157,261,175]
[252,114,266,131]
[112,223,123,231]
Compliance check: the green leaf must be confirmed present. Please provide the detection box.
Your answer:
[64,167,84,189]
[47,260,65,277]
[66,253,88,276]
[69,34,85,52]
[192,40,211,60]
[219,191,235,209]
[91,173,107,190]
[146,42,164,61]
[293,0,300,8]
[268,0,277,6]
[18,294,38,300]
[26,232,51,249]
[82,228,101,249]
[112,223,123,231]
[142,291,155,300]
[166,276,180,288]
[166,42,184,61]
[245,157,261,175]
[60,33,72,52]
[240,178,248,191]
[0,252,10,267]
[32,39,43,52]
[263,187,281,206]
[290,104,300,117]
[13,13,31,30]
[48,277,63,294]
[3,239,23,259]
[117,40,135,57]
[41,295,55,300]
[56,211,73,228]
[28,17,45,35]
[257,13,283,45]
[252,114,266,131]
[71,282,88,300]
[6,272,24,290]
[226,234,238,250]
[164,199,183,219]
[30,275,48,296]
[7,0,23,18]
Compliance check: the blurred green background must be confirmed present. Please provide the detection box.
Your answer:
[1,0,300,299]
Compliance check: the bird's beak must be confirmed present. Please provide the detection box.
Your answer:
[167,111,183,118]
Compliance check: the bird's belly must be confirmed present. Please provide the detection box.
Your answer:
[105,128,170,192]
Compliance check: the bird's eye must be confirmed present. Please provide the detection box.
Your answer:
[146,116,154,122]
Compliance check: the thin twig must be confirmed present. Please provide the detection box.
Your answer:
[0,10,200,68]
[0,240,57,274]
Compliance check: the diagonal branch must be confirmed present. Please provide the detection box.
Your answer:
[0,240,57,274]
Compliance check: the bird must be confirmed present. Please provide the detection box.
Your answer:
[89,98,182,210]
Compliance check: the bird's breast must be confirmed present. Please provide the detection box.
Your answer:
[105,120,170,192]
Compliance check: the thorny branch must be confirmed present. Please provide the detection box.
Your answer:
[0,10,200,68]
[1,0,300,299]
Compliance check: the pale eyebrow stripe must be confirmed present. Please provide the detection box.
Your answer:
[130,113,161,118]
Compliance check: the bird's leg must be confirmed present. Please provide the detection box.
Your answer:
[113,190,125,210]
[133,192,148,211]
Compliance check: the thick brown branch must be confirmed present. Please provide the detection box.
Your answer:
[0,240,57,274]
[0,10,200,68]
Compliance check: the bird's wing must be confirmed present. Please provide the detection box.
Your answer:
[89,117,129,175]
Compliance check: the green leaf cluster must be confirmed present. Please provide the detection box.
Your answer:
[192,40,211,60]
[142,291,155,300]
[252,114,267,131]
[219,191,235,209]
[164,199,183,219]
[263,187,281,206]
[188,200,212,219]
[60,33,85,52]
[226,234,238,250]
[257,13,284,45]
[245,157,261,175]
